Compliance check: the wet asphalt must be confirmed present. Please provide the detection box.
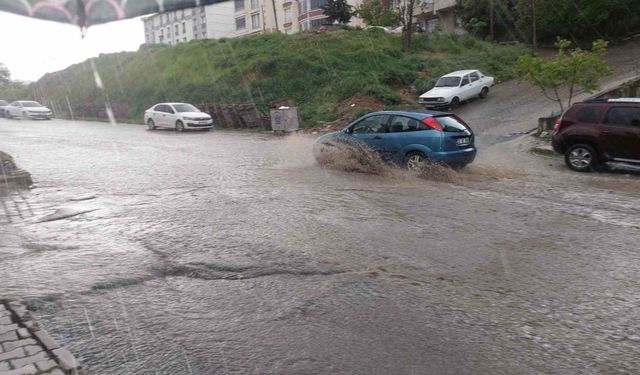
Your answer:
[1,114,639,374]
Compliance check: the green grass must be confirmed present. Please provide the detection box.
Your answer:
[32,30,528,127]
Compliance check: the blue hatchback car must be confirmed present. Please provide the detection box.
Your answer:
[314,110,477,169]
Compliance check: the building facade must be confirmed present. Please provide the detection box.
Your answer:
[142,3,235,45]
[415,0,462,34]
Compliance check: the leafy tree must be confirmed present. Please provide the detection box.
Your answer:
[455,0,519,40]
[457,0,640,44]
[519,0,640,44]
[356,0,399,27]
[516,38,614,114]
[321,0,354,24]
[0,63,10,87]
[398,0,416,52]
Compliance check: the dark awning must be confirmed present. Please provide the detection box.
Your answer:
[0,0,227,27]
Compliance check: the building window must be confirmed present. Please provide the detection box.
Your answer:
[251,13,260,29]
[175,24,179,34]
[299,0,307,14]
[178,9,183,19]
[310,17,328,28]
[166,26,170,36]
[310,0,327,10]
[201,15,206,26]
[182,21,186,33]
[284,8,292,23]
[236,16,246,30]
[235,0,245,11]
[202,31,207,38]
[251,0,259,10]
[192,8,196,16]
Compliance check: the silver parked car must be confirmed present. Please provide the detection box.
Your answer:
[4,101,53,120]
[0,100,9,117]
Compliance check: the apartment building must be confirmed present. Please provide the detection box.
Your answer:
[415,0,462,34]
[232,0,331,36]
[142,0,462,45]
[142,3,235,45]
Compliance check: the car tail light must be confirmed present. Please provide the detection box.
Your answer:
[552,117,562,135]
[422,117,443,131]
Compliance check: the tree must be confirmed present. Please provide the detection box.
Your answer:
[321,0,354,24]
[516,38,614,114]
[356,0,399,27]
[398,0,428,52]
[456,0,519,40]
[0,63,10,87]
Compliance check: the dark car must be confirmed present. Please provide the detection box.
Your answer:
[551,99,640,172]
[314,110,477,169]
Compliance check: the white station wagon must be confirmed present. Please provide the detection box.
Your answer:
[419,70,494,109]
[144,102,213,131]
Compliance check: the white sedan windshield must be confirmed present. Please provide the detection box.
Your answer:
[435,77,461,87]
[173,104,199,113]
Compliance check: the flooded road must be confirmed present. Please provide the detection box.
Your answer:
[1,118,640,374]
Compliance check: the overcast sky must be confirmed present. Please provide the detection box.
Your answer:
[0,11,145,82]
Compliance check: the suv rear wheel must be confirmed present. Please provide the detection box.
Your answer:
[565,144,598,172]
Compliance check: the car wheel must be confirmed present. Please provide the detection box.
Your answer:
[147,119,156,130]
[5,111,11,119]
[22,111,27,118]
[175,120,185,132]
[565,144,598,172]
[479,87,489,99]
[404,152,428,171]
[449,97,460,110]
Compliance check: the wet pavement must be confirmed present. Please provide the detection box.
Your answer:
[1,116,640,374]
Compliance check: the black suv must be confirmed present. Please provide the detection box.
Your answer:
[551,99,640,172]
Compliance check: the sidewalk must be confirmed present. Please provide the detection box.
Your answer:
[0,300,84,375]
[1,216,84,375]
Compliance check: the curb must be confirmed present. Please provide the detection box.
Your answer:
[530,145,557,157]
[0,300,85,375]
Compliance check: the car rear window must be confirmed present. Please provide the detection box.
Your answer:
[435,115,468,132]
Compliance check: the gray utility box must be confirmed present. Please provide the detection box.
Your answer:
[270,107,299,133]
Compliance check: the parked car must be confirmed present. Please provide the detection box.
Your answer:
[144,103,213,131]
[552,98,640,172]
[0,151,32,187]
[0,100,9,117]
[314,110,476,169]
[4,101,53,120]
[418,70,494,109]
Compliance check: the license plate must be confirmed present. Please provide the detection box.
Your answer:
[199,121,210,125]
[456,137,470,146]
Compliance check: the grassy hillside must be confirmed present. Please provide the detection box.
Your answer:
[32,29,528,126]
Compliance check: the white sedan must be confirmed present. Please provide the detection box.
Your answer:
[418,70,494,109]
[4,101,53,119]
[144,102,213,131]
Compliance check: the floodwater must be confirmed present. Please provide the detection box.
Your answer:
[1,118,640,374]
